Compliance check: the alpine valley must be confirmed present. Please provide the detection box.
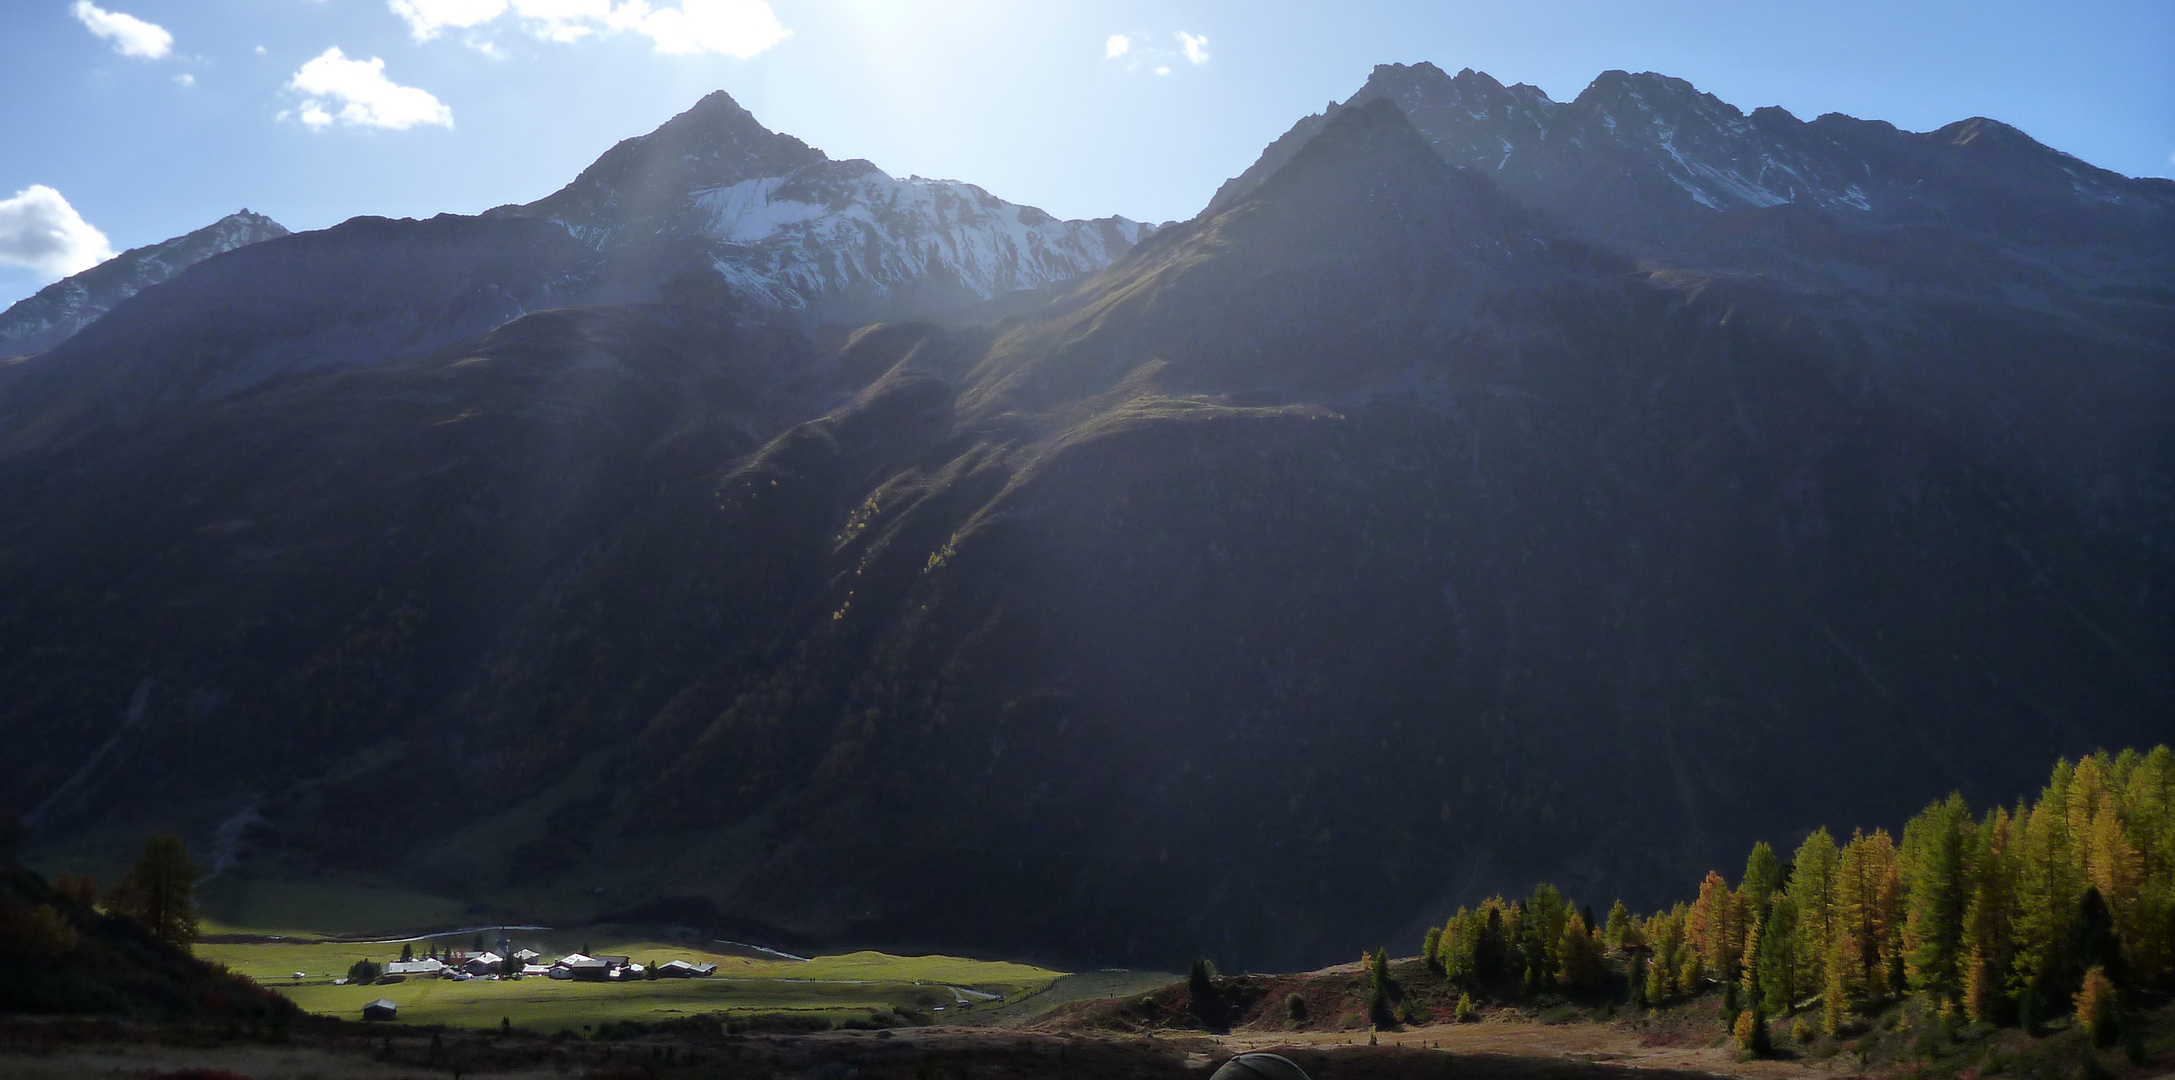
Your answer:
[1,63,2167,973]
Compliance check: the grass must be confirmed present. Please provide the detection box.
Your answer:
[198,931,1066,1031]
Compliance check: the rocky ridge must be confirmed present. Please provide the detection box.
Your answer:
[0,210,289,358]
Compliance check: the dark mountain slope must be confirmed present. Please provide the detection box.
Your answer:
[0,214,600,451]
[0,87,2167,974]
[2,297,826,830]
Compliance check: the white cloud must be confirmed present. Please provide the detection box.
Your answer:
[1154,65,1170,76]
[0,186,117,280]
[287,48,454,131]
[610,0,788,57]
[390,0,509,40]
[1177,31,1208,65]
[254,45,267,55]
[72,1,173,59]
[1104,33,1128,59]
[174,72,194,87]
[389,0,788,57]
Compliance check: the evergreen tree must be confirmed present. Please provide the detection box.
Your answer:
[2085,803,2144,963]
[1742,842,1782,910]
[107,834,199,948]
[1960,805,2018,1023]
[1688,870,1743,981]
[1823,932,1858,1034]
[1368,947,1397,1029]
[1605,900,1631,952]
[1474,904,1508,986]
[1557,913,1606,993]
[1789,828,1841,995]
[1644,946,1670,1004]
[401,942,415,963]
[2068,887,2124,987]
[2011,793,2076,1004]
[1187,956,1222,1029]
[1902,792,1974,1003]
[1423,926,1443,975]
[1525,885,1569,990]
[1835,828,1899,1002]
[1754,893,1802,1013]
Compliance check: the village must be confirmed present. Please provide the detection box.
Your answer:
[343,941,718,989]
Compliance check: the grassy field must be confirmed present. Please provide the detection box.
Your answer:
[198,931,1065,1031]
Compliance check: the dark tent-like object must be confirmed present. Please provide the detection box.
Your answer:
[1210,1053,1311,1080]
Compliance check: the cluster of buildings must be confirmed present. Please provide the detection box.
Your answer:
[368,949,718,984]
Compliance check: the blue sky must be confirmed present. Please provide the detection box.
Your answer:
[3,0,2172,308]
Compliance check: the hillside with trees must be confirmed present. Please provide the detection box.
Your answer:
[1424,748,2171,1045]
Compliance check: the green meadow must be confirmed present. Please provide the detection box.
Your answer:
[198,923,1065,1030]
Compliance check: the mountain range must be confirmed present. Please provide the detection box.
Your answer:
[0,210,289,359]
[0,66,2167,973]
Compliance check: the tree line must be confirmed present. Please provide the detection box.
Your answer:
[1420,746,2173,1046]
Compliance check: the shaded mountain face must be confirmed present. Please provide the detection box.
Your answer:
[0,210,288,358]
[0,88,2168,975]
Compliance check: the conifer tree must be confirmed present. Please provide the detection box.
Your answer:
[2068,887,2123,987]
[1557,913,1605,993]
[1188,956,1222,1029]
[1789,828,1841,993]
[2012,783,2083,1003]
[1823,931,1860,1034]
[1423,925,1443,975]
[2085,803,2143,960]
[1961,806,2017,1023]
[1742,842,1782,910]
[1835,828,1899,1002]
[1902,792,1974,1003]
[1688,870,1741,981]
[1754,893,1802,1013]
[108,834,200,948]
[1605,900,1630,951]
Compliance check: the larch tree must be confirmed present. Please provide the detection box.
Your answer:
[1753,892,1802,1013]
[1605,899,1631,951]
[1901,792,1974,1003]
[1742,842,1783,910]
[107,834,199,949]
[1557,912,1606,993]
[1835,828,1900,1002]
[1960,806,2018,1023]
[1789,828,1841,992]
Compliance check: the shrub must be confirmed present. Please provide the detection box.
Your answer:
[1455,993,1478,1022]
[1792,1018,1815,1045]
[346,958,381,985]
[1285,992,1307,1024]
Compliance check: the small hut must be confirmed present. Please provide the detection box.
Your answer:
[362,999,399,1022]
